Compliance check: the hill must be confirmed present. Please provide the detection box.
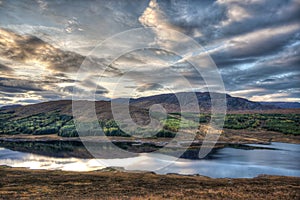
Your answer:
[130,92,277,112]
[0,92,279,119]
[1,92,294,119]
[260,102,300,109]
[1,92,299,138]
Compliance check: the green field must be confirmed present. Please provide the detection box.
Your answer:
[0,110,299,137]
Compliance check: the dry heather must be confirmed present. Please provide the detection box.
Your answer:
[0,166,299,200]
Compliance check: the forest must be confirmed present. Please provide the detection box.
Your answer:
[0,110,299,137]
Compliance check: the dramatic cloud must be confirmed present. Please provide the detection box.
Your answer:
[0,63,12,72]
[0,77,43,93]
[0,0,299,105]
[0,28,87,72]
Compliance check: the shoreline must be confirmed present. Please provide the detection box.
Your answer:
[0,132,299,160]
[0,166,299,199]
[0,130,299,144]
[1,164,300,179]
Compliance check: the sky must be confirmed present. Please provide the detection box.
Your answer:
[0,0,299,106]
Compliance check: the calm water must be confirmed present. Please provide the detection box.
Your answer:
[0,142,299,178]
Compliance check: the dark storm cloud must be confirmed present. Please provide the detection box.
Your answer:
[95,86,109,95]
[0,77,43,93]
[0,63,12,72]
[0,28,85,72]
[79,77,109,95]
[158,0,300,41]
[0,92,16,98]
[0,76,73,104]
[37,92,61,100]
[221,35,300,92]
[136,0,300,101]
[210,23,300,67]
[136,83,164,92]
[0,0,299,103]
[18,99,42,104]
[0,27,120,104]
[0,97,12,101]
[216,0,300,38]
[59,86,81,94]
[0,28,122,74]
[60,84,108,95]
[42,76,75,84]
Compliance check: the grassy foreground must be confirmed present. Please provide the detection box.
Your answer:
[0,166,299,199]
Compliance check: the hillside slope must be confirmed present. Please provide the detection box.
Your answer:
[1,92,280,119]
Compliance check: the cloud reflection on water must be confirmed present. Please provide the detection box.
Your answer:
[1,142,300,178]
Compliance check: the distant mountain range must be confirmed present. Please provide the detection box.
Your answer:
[127,92,278,112]
[2,92,296,120]
[259,102,300,109]
[0,104,22,110]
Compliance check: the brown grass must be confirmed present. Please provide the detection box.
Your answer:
[0,166,299,200]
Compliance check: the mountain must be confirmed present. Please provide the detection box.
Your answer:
[2,92,298,138]
[1,92,279,120]
[259,102,300,109]
[129,92,277,112]
[0,104,22,110]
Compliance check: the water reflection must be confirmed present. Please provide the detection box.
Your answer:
[0,142,299,178]
[0,148,104,171]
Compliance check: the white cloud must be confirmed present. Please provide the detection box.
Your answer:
[36,0,48,10]
[206,22,300,57]
[250,93,300,102]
